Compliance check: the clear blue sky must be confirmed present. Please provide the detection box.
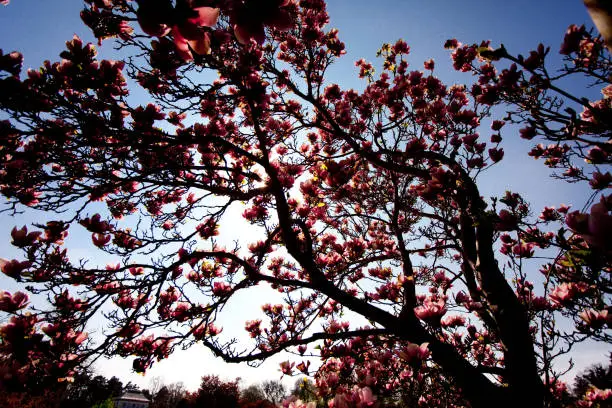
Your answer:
[0,0,607,392]
[0,1,594,78]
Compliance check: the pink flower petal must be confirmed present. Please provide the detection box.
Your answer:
[188,33,212,56]
[234,24,266,45]
[172,27,194,61]
[192,7,220,27]
[137,0,174,37]
[269,10,293,31]
[74,332,88,345]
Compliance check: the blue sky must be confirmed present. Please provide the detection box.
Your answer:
[0,0,608,392]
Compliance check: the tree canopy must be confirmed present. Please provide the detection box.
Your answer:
[0,1,610,408]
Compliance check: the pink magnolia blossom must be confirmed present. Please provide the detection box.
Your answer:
[117,322,141,338]
[10,226,41,247]
[585,387,612,402]
[230,0,294,45]
[329,386,377,408]
[282,396,316,408]
[589,171,612,190]
[192,322,222,341]
[171,7,220,60]
[136,0,220,60]
[92,232,111,247]
[560,24,586,55]
[579,309,610,329]
[80,213,111,233]
[212,281,232,296]
[441,314,466,328]
[454,291,470,304]
[398,342,430,364]
[354,386,376,407]
[206,323,222,336]
[414,297,447,322]
[496,209,518,231]
[0,258,32,280]
[129,266,144,276]
[577,387,612,407]
[566,196,612,249]
[548,282,588,307]
[0,50,22,76]
[0,291,29,312]
[512,241,535,258]
[280,360,295,375]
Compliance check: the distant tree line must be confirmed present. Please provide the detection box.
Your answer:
[0,359,610,407]
[0,368,290,408]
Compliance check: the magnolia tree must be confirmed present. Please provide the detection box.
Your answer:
[0,1,610,408]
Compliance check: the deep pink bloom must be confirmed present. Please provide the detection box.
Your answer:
[512,241,535,258]
[136,0,219,60]
[539,206,559,221]
[441,314,466,328]
[328,386,377,408]
[566,197,612,249]
[80,213,111,233]
[171,7,220,60]
[0,50,22,76]
[585,200,612,248]
[0,291,29,312]
[206,323,222,336]
[489,147,504,162]
[92,232,111,247]
[584,387,612,403]
[398,342,430,364]
[355,386,376,407]
[454,291,470,304]
[579,309,610,329]
[136,0,174,37]
[414,298,447,322]
[560,24,586,55]
[549,283,577,307]
[230,0,294,45]
[212,281,232,296]
[10,225,42,247]
[280,360,295,375]
[590,172,612,189]
[0,258,32,280]
[444,38,459,49]
[496,209,518,231]
[282,396,315,408]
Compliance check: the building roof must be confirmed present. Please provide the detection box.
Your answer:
[113,391,150,402]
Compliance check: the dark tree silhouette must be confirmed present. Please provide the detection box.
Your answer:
[0,1,610,408]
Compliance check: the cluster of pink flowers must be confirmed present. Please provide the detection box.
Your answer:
[137,1,220,60]
[135,0,296,60]
[577,387,612,407]
[548,282,589,307]
[397,342,430,366]
[565,196,612,249]
[414,297,447,323]
[0,291,29,312]
[579,309,610,330]
[328,386,377,408]
[282,396,316,408]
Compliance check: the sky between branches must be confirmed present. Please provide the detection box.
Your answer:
[0,0,609,392]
